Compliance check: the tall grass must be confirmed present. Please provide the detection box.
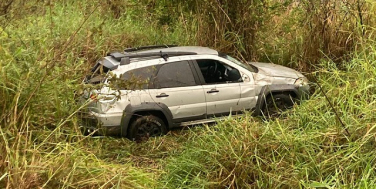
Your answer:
[162,40,376,188]
[150,0,375,70]
[0,1,193,188]
[1,0,376,188]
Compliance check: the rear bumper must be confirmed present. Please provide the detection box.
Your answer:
[78,111,122,136]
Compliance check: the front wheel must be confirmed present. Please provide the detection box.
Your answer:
[263,94,295,118]
[128,115,167,141]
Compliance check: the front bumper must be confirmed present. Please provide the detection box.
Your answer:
[297,84,310,100]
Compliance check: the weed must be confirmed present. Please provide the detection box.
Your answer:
[1,0,376,188]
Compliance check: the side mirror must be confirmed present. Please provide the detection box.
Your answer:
[227,69,241,81]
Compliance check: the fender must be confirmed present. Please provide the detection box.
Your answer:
[253,84,300,116]
[120,102,173,136]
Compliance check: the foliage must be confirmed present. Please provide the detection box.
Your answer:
[140,0,375,70]
[0,0,376,188]
[162,44,376,187]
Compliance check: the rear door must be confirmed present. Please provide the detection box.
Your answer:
[146,60,207,122]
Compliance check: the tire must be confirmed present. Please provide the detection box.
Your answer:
[263,94,295,118]
[127,115,167,141]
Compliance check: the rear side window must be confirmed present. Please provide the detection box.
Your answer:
[154,61,196,88]
[121,66,157,89]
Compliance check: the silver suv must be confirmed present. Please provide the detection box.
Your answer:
[80,45,309,140]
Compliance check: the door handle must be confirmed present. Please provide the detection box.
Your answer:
[207,89,219,94]
[156,93,169,98]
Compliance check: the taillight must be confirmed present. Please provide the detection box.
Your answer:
[100,95,117,101]
[90,93,116,102]
[90,94,98,101]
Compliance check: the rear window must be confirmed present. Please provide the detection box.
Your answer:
[85,58,114,84]
[85,65,109,84]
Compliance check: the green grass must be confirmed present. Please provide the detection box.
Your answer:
[1,1,376,188]
[161,49,376,188]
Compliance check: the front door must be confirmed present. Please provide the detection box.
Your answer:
[194,59,243,117]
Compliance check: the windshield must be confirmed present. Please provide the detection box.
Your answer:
[219,53,257,72]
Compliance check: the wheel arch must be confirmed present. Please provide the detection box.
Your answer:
[254,84,299,116]
[128,110,169,130]
[120,102,173,137]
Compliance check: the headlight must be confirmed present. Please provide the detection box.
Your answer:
[294,77,309,86]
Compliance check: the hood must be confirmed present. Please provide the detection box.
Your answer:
[250,62,304,78]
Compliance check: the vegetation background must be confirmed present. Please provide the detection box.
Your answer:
[0,0,376,188]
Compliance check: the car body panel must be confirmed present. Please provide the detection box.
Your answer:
[239,81,257,111]
[202,82,241,116]
[250,62,304,78]
[146,86,207,120]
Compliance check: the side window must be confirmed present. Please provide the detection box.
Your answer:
[121,66,157,89]
[154,61,196,88]
[196,59,242,84]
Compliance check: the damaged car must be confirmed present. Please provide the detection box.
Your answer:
[79,45,309,140]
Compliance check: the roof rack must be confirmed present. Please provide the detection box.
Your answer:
[124,44,178,52]
[109,51,197,62]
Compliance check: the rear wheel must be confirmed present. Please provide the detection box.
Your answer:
[128,115,167,141]
[263,94,295,117]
